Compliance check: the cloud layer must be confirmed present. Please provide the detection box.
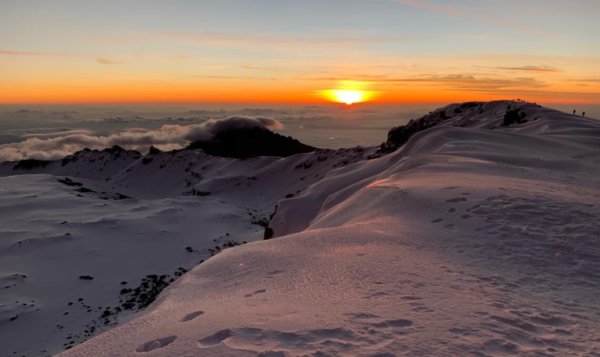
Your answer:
[96,57,124,65]
[0,116,283,162]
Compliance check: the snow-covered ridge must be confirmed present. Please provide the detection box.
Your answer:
[0,121,369,356]
[1,101,599,356]
[270,100,600,238]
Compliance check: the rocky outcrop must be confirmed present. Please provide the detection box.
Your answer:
[186,126,316,158]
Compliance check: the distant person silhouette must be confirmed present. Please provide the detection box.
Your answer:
[582,111,586,117]
[573,109,577,115]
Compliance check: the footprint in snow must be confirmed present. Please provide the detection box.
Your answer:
[180,310,204,322]
[197,329,233,347]
[400,296,422,301]
[136,335,177,352]
[244,289,266,298]
[370,319,414,328]
[446,197,468,203]
[444,186,460,190]
[344,312,381,320]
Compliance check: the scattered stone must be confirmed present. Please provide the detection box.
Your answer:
[264,227,274,240]
[57,178,83,187]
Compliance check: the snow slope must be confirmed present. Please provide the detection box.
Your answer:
[2,100,599,356]
[0,143,368,356]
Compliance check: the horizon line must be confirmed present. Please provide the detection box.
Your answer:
[1,98,598,107]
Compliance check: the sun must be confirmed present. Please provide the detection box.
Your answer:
[333,90,363,105]
[320,81,375,105]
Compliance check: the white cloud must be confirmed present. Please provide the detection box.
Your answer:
[0,116,283,162]
[96,57,125,65]
[21,129,96,139]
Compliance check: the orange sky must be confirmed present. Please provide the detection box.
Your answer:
[2,76,597,105]
[1,1,599,105]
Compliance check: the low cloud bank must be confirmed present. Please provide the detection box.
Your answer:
[0,116,283,162]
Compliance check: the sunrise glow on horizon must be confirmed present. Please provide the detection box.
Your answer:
[1,1,599,105]
[333,90,363,105]
[320,81,377,105]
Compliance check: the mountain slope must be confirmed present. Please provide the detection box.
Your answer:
[0,137,368,356]
[54,101,600,356]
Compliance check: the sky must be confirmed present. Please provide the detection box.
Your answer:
[1,0,599,105]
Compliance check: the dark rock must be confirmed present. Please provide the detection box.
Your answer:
[264,227,274,240]
[502,107,528,126]
[13,159,50,170]
[251,218,269,228]
[76,187,96,193]
[183,189,211,197]
[379,102,483,154]
[187,126,315,158]
[114,193,131,200]
[57,177,83,187]
[148,146,162,155]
